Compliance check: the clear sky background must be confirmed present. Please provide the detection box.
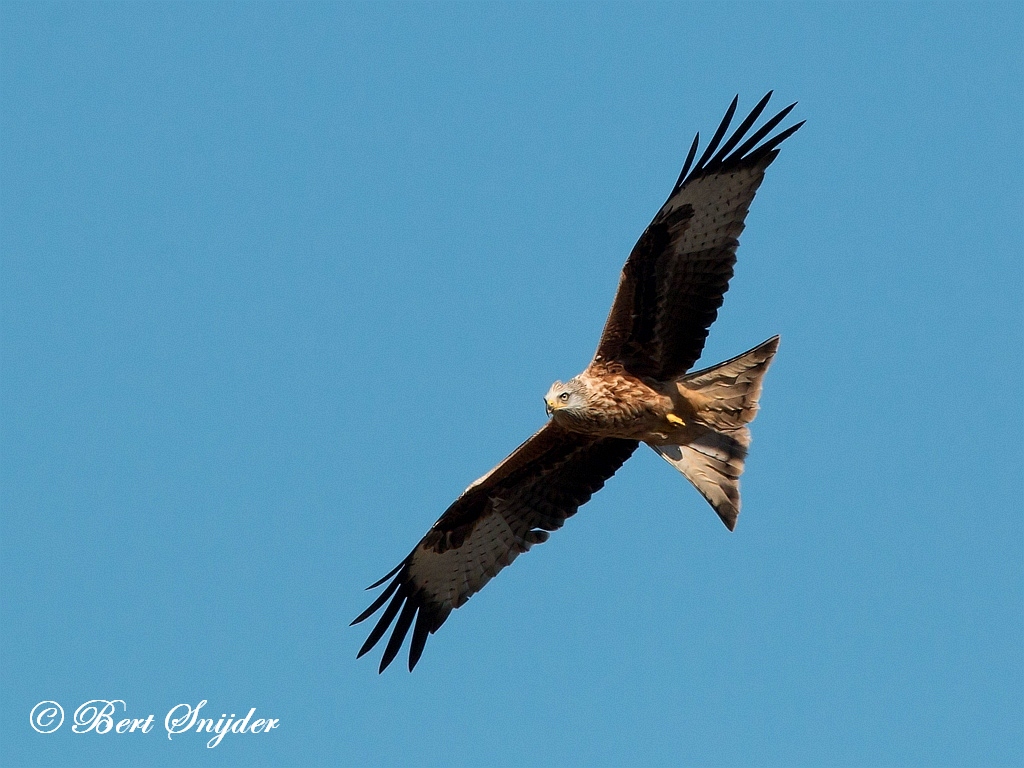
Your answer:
[2,3,1021,767]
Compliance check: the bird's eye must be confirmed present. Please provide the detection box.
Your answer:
[559,392,569,402]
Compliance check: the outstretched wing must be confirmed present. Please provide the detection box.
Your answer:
[595,92,803,380]
[353,423,638,672]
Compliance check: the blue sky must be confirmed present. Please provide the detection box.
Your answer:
[2,2,1021,766]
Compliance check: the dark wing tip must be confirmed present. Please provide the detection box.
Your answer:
[674,132,701,191]
[378,599,418,673]
[690,95,738,178]
[754,119,805,159]
[355,560,452,673]
[675,93,803,190]
[355,579,406,659]
[365,561,403,590]
[408,609,432,671]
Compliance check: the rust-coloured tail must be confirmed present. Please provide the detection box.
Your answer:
[651,336,779,530]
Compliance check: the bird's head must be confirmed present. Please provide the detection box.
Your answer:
[544,378,587,418]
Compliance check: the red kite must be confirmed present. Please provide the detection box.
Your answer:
[354,93,803,672]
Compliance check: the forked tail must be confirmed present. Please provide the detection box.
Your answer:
[651,336,779,530]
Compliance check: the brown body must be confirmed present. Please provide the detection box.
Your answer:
[552,364,700,444]
[545,334,780,532]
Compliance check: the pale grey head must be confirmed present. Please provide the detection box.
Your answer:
[544,377,588,418]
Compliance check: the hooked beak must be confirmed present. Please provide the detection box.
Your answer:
[544,398,555,416]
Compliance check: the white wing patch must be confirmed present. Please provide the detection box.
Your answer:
[407,508,524,609]
[663,165,767,255]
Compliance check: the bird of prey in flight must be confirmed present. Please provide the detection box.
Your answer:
[354,93,803,672]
